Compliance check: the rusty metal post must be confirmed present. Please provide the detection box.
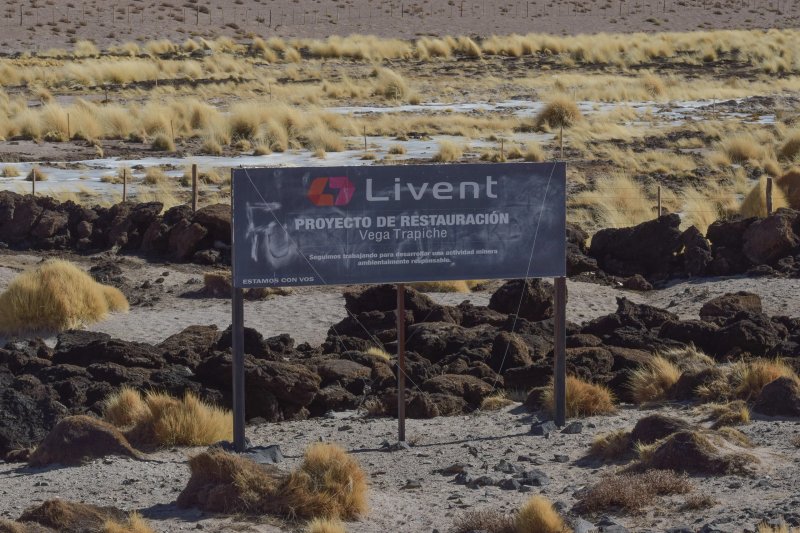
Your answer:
[192,163,198,213]
[122,168,127,202]
[560,124,564,159]
[396,283,407,442]
[31,168,36,196]
[553,276,567,427]
[767,177,774,215]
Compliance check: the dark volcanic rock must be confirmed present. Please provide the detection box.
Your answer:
[27,415,142,466]
[421,374,493,406]
[588,214,683,278]
[630,414,692,445]
[343,284,435,322]
[699,292,763,323]
[1,377,69,459]
[488,279,554,321]
[753,377,800,416]
[742,210,800,265]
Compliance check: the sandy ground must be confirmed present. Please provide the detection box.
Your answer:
[1,252,800,531]
[0,404,798,532]
[0,0,797,52]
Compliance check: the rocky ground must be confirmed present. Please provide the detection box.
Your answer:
[1,249,800,532]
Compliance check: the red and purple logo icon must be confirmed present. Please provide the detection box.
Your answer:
[307,176,355,206]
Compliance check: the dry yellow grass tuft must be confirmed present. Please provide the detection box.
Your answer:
[535,96,582,130]
[778,132,800,162]
[306,518,347,533]
[703,400,751,429]
[103,386,149,428]
[480,392,515,411]
[365,347,391,361]
[544,376,616,417]
[576,470,692,514]
[523,142,546,162]
[102,513,156,533]
[25,166,48,182]
[0,260,128,335]
[104,388,232,448]
[589,429,632,461]
[757,523,800,533]
[143,167,167,185]
[1,165,20,177]
[151,133,176,152]
[432,140,464,162]
[628,356,682,404]
[714,136,765,165]
[282,443,369,520]
[514,495,569,533]
[731,358,798,400]
[180,443,367,519]
[740,176,790,217]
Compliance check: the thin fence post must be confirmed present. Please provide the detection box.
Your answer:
[363,126,367,151]
[192,164,198,213]
[500,138,504,160]
[122,168,127,202]
[67,113,70,140]
[560,124,564,159]
[767,177,774,215]
[553,277,567,427]
[657,185,662,217]
[31,168,36,196]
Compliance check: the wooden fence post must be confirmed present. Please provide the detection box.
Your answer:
[122,168,127,202]
[657,185,662,217]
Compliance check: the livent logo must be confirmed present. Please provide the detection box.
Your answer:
[308,177,355,206]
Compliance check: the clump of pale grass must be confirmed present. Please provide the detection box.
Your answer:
[535,96,582,130]
[0,260,128,335]
[696,358,798,402]
[179,443,367,520]
[713,136,765,165]
[25,166,48,182]
[778,132,800,161]
[514,495,569,533]
[372,68,409,101]
[365,347,391,361]
[543,376,616,417]
[701,400,751,429]
[151,133,176,152]
[1,165,20,177]
[102,512,156,533]
[105,388,232,448]
[628,356,682,405]
[388,144,407,155]
[432,140,463,162]
[306,518,346,533]
[523,142,546,162]
[571,172,653,231]
[576,470,692,514]
[143,167,167,185]
[740,176,790,217]
[480,392,515,411]
[589,429,632,461]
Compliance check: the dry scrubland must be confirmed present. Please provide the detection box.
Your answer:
[3,30,800,231]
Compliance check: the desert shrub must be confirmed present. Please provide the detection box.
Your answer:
[105,389,232,448]
[703,400,750,429]
[253,143,272,156]
[515,495,568,533]
[480,392,514,411]
[523,142,546,162]
[102,513,156,533]
[681,493,717,510]
[535,96,582,129]
[543,376,616,417]
[757,523,799,533]
[306,518,346,533]
[1,165,20,177]
[432,140,463,162]
[0,260,128,335]
[576,470,691,514]
[103,387,149,428]
[179,444,367,520]
[151,133,175,152]
[453,509,515,533]
[640,73,666,97]
[282,443,368,519]
[16,500,130,532]
[142,167,166,185]
[731,358,798,400]
[779,132,800,161]
[200,137,223,155]
[589,429,632,461]
[740,176,789,217]
[373,68,408,101]
[628,356,682,404]
[388,144,407,155]
[717,136,764,165]
[365,347,391,361]
[638,429,758,475]
[25,167,48,182]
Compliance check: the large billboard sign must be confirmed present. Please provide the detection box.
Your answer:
[231,163,566,288]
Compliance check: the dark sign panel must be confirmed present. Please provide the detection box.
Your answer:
[231,163,565,288]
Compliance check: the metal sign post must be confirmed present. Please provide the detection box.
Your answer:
[553,276,567,427]
[396,283,407,442]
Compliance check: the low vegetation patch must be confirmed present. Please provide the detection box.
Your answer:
[575,470,692,514]
[702,400,751,429]
[480,392,515,411]
[696,358,799,402]
[637,429,758,475]
[535,96,582,130]
[104,388,232,448]
[178,443,368,520]
[25,167,48,182]
[543,376,616,417]
[11,500,147,533]
[453,495,568,533]
[306,518,346,533]
[0,260,128,335]
[628,356,682,404]
[432,140,463,162]
[589,429,632,461]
